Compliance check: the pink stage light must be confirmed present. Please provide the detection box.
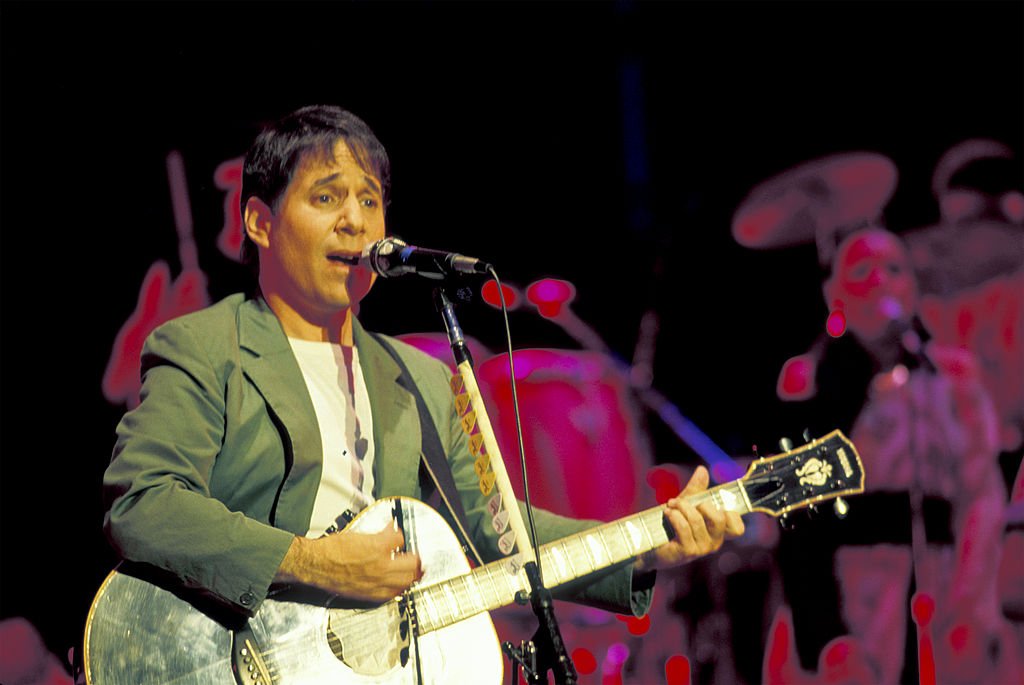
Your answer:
[526,278,577,318]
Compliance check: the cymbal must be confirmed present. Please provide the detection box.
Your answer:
[731,152,898,251]
[932,138,1014,200]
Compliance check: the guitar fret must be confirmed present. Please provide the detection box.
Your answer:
[577,534,598,573]
[507,561,524,598]
[646,509,668,547]
[595,525,613,556]
[486,565,509,608]
[489,565,509,602]
[451,575,466,614]
[430,587,450,629]
[460,575,480,615]
[607,522,624,558]
[737,482,754,514]
[562,540,582,577]
[418,587,441,632]
[601,523,629,559]
[489,558,521,606]
[606,520,630,557]
[448,576,464,619]
[620,518,644,555]
[585,530,610,569]
[432,586,450,629]
[736,483,753,514]
[440,583,460,627]
[544,544,571,585]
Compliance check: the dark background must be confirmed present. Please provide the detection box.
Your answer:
[1,0,1021,675]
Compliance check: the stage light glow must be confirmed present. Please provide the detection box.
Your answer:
[911,592,935,624]
[526,278,576,318]
[665,655,691,685]
[646,466,682,505]
[826,309,846,337]
[481,280,520,310]
[214,157,244,261]
[777,353,817,401]
[571,647,597,674]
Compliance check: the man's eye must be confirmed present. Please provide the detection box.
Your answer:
[361,197,379,209]
[316,193,334,204]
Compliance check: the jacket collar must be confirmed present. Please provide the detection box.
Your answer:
[237,297,422,526]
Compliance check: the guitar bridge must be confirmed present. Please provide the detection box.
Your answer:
[398,589,419,666]
[231,626,272,684]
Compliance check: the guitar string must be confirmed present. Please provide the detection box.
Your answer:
[255,476,840,679]
[254,494,728,664]
[250,520,658,666]
[251,563,519,665]
[272,492,729,655]
[321,455,840,660]
[247,489,748,668]
[253,489,747,654]
[256,511,667,667]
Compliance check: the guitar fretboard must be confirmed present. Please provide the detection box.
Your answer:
[410,481,752,635]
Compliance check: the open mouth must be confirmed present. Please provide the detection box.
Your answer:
[327,254,361,265]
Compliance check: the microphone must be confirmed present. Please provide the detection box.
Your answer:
[355,237,492,279]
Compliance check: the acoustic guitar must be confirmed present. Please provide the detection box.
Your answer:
[83,429,863,684]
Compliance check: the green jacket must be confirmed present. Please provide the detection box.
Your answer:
[104,295,653,616]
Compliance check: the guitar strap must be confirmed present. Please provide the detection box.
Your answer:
[372,333,485,567]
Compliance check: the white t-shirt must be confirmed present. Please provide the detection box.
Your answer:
[287,338,376,537]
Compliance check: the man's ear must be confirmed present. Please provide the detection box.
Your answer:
[244,197,274,249]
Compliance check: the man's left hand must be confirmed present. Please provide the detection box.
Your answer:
[635,465,745,572]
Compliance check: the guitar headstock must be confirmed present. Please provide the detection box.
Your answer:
[741,430,864,517]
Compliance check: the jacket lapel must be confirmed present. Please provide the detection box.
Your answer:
[236,298,423,534]
[354,321,423,499]
[236,298,323,533]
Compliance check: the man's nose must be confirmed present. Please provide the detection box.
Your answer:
[335,196,366,234]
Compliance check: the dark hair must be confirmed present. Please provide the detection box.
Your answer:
[239,105,391,270]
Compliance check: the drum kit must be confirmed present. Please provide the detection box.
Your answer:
[730,141,1024,684]
[730,143,1023,451]
[396,138,1021,680]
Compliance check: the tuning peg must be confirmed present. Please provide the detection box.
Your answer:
[802,428,811,443]
[779,514,794,530]
[779,437,794,453]
[833,497,849,519]
[807,503,819,518]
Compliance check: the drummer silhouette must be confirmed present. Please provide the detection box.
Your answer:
[902,139,1024,475]
[732,152,1012,684]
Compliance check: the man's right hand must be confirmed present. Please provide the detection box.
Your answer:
[275,523,423,603]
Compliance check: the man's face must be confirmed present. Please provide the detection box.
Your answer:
[256,140,386,320]
[827,228,918,342]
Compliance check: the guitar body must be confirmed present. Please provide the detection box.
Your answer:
[83,498,503,684]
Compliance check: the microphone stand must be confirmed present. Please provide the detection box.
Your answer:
[433,285,577,685]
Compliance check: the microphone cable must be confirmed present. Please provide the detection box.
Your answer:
[486,265,544,585]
